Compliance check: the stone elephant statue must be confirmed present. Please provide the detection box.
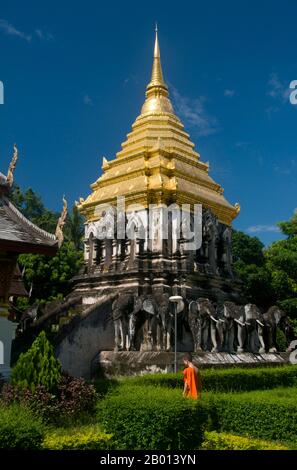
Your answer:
[142,293,184,351]
[223,301,246,353]
[263,306,289,352]
[188,298,223,352]
[209,302,225,352]
[188,298,209,352]
[244,303,265,353]
[112,293,143,351]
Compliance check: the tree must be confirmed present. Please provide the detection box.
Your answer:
[265,211,297,317]
[65,205,84,250]
[232,230,272,308]
[11,185,58,233]
[18,241,83,304]
[10,185,84,305]
[232,230,265,266]
[11,331,62,392]
[232,211,297,318]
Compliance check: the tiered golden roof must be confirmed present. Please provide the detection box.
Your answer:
[78,28,239,225]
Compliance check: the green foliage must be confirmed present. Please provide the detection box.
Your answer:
[110,366,297,393]
[10,185,84,305]
[0,404,45,449]
[202,387,297,443]
[11,185,58,233]
[232,211,297,318]
[232,230,265,266]
[289,318,297,337]
[2,373,97,426]
[201,431,288,450]
[18,241,83,303]
[11,331,62,392]
[98,384,208,450]
[64,205,84,250]
[265,235,297,310]
[233,261,275,307]
[276,329,288,352]
[278,211,297,239]
[42,425,114,450]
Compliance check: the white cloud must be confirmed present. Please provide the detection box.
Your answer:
[0,19,54,43]
[35,29,54,41]
[224,89,236,98]
[246,225,281,234]
[267,73,290,103]
[83,94,93,106]
[273,158,296,176]
[170,85,218,137]
[0,18,31,42]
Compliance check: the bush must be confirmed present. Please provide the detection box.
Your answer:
[1,373,97,425]
[202,387,297,444]
[11,331,61,393]
[117,366,297,393]
[0,404,45,449]
[42,425,114,450]
[201,431,288,450]
[276,329,288,352]
[98,384,208,450]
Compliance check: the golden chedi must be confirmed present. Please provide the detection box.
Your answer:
[78,28,239,226]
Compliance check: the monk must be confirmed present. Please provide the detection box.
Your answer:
[182,352,201,399]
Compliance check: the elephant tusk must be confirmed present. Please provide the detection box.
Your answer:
[256,319,265,326]
[234,319,245,326]
[245,322,251,326]
[210,316,219,323]
[219,319,225,323]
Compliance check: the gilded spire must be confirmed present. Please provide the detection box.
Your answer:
[148,24,166,88]
[141,26,174,115]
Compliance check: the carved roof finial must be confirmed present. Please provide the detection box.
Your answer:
[6,143,18,187]
[55,196,68,247]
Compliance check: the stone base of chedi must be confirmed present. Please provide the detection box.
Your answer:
[95,351,291,377]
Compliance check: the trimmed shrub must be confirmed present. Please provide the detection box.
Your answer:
[42,425,114,450]
[98,384,208,450]
[11,331,61,393]
[118,366,297,393]
[0,404,45,449]
[202,387,297,444]
[201,431,288,450]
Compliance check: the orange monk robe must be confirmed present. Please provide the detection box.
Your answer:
[183,366,200,399]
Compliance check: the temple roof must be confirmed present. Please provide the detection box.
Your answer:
[78,30,240,226]
[0,193,58,255]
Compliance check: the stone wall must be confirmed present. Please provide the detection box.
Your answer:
[55,294,116,379]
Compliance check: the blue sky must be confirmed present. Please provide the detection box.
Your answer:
[0,0,296,245]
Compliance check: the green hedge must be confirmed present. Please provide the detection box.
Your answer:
[98,385,208,450]
[116,366,297,393]
[201,431,288,450]
[43,425,114,450]
[0,404,45,449]
[203,387,297,444]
